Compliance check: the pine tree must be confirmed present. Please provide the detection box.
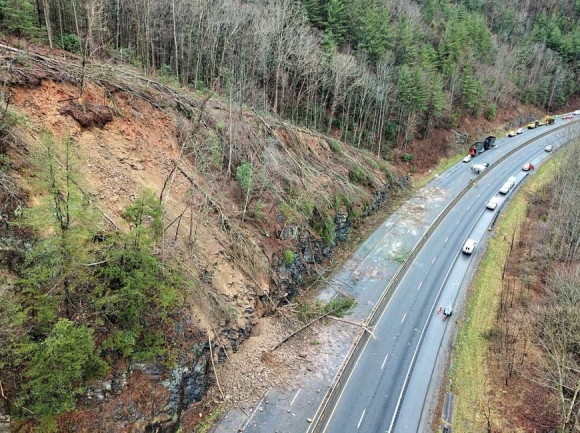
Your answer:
[300,0,323,27]
[352,1,393,63]
[325,0,349,46]
[460,63,484,114]
[0,0,36,36]
[395,16,418,66]
[20,319,107,417]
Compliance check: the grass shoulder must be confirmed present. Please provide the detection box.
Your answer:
[449,157,558,431]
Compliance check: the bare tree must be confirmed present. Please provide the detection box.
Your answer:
[533,267,580,432]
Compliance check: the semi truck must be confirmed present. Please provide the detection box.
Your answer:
[469,136,497,156]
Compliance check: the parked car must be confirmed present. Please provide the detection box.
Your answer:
[486,196,500,209]
[563,114,573,119]
[507,176,516,187]
[507,130,517,137]
[545,144,553,152]
[462,239,477,254]
[499,181,512,194]
[522,162,535,171]
[471,162,490,174]
[463,154,472,163]
[574,110,580,115]
[516,128,524,134]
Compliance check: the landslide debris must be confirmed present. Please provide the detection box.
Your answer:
[0,43,407,430]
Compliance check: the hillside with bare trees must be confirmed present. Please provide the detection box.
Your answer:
[1,0,578,161]
[0,41,409,431]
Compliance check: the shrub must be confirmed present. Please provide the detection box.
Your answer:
[401,153,414,163]
[250,199,267,222]
[329,139,342,153]
[57,33,81,53]
[283,249,295,265]
[311,208,336,246]
[236,162,253,192]
[486,103,497,120]
[19,319,107,417]
[349,164,368,184]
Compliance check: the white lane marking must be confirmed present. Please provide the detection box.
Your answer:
[242,390,269,430]
[418,281,423,291]
[432,256,437,264]
[357,409,366,429]
[386,207,488,433]
[445,237,449,243]
[381,354,389,370]
[477,194,481,198]
[456,219,460,225]
[290,388,301,406]
[401,313,407,324]
[467,205,471,210]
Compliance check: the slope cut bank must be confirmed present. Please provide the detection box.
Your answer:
[0,43,409,432]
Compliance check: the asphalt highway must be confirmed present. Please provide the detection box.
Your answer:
[313,124,577,433]
[210,118,580,433]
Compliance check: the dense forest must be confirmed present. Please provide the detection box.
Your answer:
[1,0,579,157]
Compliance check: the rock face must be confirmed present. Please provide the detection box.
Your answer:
[272,179,408,304]
[82,333,209,432]
[58,102,114,128]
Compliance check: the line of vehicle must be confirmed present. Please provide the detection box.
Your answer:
[307,120,580,433]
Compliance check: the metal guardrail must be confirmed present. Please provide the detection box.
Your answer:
[308,119,580,432]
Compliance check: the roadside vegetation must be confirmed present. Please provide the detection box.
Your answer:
[0,130,185,421]
[450,134,580,432]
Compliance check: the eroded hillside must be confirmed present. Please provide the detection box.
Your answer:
[0,43,409,431]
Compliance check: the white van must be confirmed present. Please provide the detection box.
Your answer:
[462,239,477,254]
[486,197,500,209]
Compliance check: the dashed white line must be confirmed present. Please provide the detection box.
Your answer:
[445,237,449,243]
[418,281,423,291]
[467,205,471,210]
[401,313,407,324]
[381,354,389,370]
[477,194,481,198]
[357,409,366,429]
[456,219,460,225]
[290,389,301,406]
[432,256,437,264]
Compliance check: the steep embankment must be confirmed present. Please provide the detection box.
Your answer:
[0,44,407,430]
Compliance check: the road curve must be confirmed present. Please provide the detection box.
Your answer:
[310,121,579,433]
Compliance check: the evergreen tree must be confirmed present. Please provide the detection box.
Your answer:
[300,0,323,27]
[460,63,484,114]
[0,0,35,36]
[395,16,418,66]
[325,0,349,46]
[321,28,339,54]
[19,319,107,417]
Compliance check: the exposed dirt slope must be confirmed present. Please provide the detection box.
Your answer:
[0,42,407,430]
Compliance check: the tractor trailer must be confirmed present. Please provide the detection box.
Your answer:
[469,136,497,156]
